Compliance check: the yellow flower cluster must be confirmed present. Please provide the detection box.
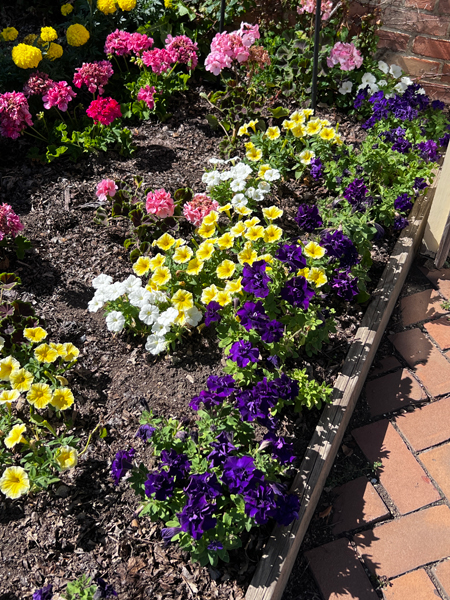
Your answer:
[40,27,58,42]
[11,43,42,69]
[61,3,74,16]
[97,0,117,14]
[66,23,90,47]
[46,42,63,60]
[117,0,137,9]
[1,27,19,42]
[297,241,328,287]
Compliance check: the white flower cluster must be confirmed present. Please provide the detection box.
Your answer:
[338,61,425,98]
[202,158,280,208]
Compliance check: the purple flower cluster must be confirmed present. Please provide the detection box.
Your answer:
[393,215,409,230]
[145,450,191,500]
[208,431,237,468]
[310,157,323,180]
[136,424,155,441]
[237,301,284,343]
[321,230,360,269]
[394,193,412,213]
[205,301,222,326]
[33,586,53,600]
[417,140,438,162]
[228,339,259,367]
[330,271,359,301]
[111,448,135,486]
[414,177,428,191]
[343,178,372,212]
[242,259,271,298]
[94,578,118,598]
[294,204,323,232]
[280,276,315,310]
[275,243,306,272]
[190,375,236,410]
[379,127,412,154]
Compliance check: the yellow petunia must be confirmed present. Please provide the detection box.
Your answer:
[319,127,336,141]
[307,267,328,287]
[258,164,271,178]
[155,233,176,251]
[149,253,166,270]
[246,147,263,162]
[290,110,306,124]
[234,205,252,217]
[291,124,306,138]
[197,222,216,239]
[34,343,58,364]
[238,124,249,136]
[225,277,243,294]
[171,289,194,312]
[55,446,78,471]
[24,327,47,343]
[196,241,215,261]
[219,203,232,216]
[215,290,232,306]
[10,369,33,393]
[230,222,247,237]
[4,424,26,449]
[258,254,274,265]
[247,119,258,132]
[299,149,315,165]
[201,284,219,305]
[320,118,331,126]
[27,382,52,409]
[282,119,295,130]
[306,120,322,135]
[297,267,310,278]
[217,232,235,250]
[0,466,30,499]
[151,266,171,287]
[244,225,265,242]
[304,241,325,259]
[238,247,258,266]
[0,389,20,405]
[303,108,314,118]
[334,134,344,146]
[61,342,79,362]
[266,126,281,140]
[217,260,236,280]
[244,217,260,228]
[186,257,204,276]
[264,224,283,243]
[173,245,193,264]
[133,256,151,276]
[263,206,283,221]
[0,356,20,381]
[51,387,74,411]
[202,210,219,226]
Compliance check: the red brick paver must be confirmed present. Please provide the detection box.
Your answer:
[400,289,446,327]
[395,396,450,451]
[389,329,434,366]
[414,349,450,397]
[305,538,378,599]
[370,356,401,377]
[353,420,439,514]
[382,569,438,600]
[425,317,450,350]
[365,369,425,417]
[420,442,450,499]
[433,559,450,597]
[422,267,450,299]
[354,504,450,579]
[331,477,390,535]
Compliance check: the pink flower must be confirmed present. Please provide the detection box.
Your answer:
[183,194,219,227]
[128,32,153,54]
[239,22,260,47]
[86,97,122,125]
[204,24,259,76]
[73,61,114,95]
[42,81,77,112]
[141,48,175,74]
[23,71,55,97]
[0,204,24,240]
[104,29,132,56]
[146,189,175,218]
[205,50,231,76]
[137,85,155,110]
[327,42,363,71]
[96,179,117,202]
[297,0,333,19]
[165,34,198,69]
[0,91,33,140]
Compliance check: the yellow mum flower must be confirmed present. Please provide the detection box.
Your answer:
[246,147,263,162]
[34,343,59,364]
[201,284,218,305]
[23,34,37,45]
[217,232,235,250]
[247,119,258,132]
[244,217,260,228]
[61,3,74,16]
[263,206,283,221]
[12,44,42,69]
[133,256,151,276]
[151,266,171,287]
[2,27,19,42]
[299,149,315,165]
[297,267,310,278]
[171,289,194,312]
[238,247,258,266]
[304,241,325,259]
[186,257,204,275]
[238,124,249,136]
[215,290,232,306]
[149,253,166,270]
[306,120,322,135]
[173,246,193,264]
[217,260,236,280]
[308,267,328,287]
[264,224,283,243]
[197,222,216,239]
[0,466,30,499]
[46,42,63,60]
[225,277,243,294]
[258,164,271,178]
[266,126,281,140]
[290,110,306,124]
[97,0,117,13]
[202,210,219,226]
[197,241,215,261]
[319,127,336,141]
[4,424,26,449]
[24,327,47,343]
[40,27,58,42]
[282,120,295,130]
[27,382,52,409]
[291,124,306,138]
[55,446,78,471]
[155,233,176,251]
[0,389,20,405]
[117,0,137,9]
[51,387,74,411]
[0,356,20,381]
[61,342,79,362]
[230,222,247,237]
[234,205,252,217]
[245,225,265,242]
[66,24,90,47]
[164,0,173,7]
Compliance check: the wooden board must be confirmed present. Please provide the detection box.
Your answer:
[245,165,440,600]
[422,147,450,261]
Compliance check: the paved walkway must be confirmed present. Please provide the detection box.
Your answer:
[303,264,450,600]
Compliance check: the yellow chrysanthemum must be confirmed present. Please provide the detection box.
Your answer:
[291,124,306,138]
[61,3,74,16]
[173,246,193,264]
[264,224,283,243]
[196,241,215,262]
[24,327,47,343]
[217,260,236,280]
[97,0,117,13]
[299,149,315,165]
[149,253,166,270]
[202,210,219,226]
[201,284,218,305]
[263,206,283,221]
[282,119,295,130]
[238,124,249,136]
[266,126,281,141]
[12,44,42,69]
[26,382,52,409]
[66,24,90,47]
[155,233,176,251]
[215,290,232,306]
[34,343,58,364]
[117,0,137,9]
[225,277,243,294]
[297,267,310,278]
[55,446,78,471]
[230,222,247,237]
[0,356,20,381]
[51,387,74,411]
[244,217,260,228]
[0,466,30,499]
[246,147,263,162]
[234,205,252,217]
[306,120,322,135]
[290,110,306,124]
[247,119,258,132]
[40,27,58,42]
[46,42,63,60]
[22,34,37,45]
[133,256,151,276]
[0,389,20,405]
[319,127,336,141]
[197,222,216,239]
[61,342,79,362]
[164,0,173,8]
[244,225,265,242]
[217,233,235,250]
[238,247,258,266]
[258,164,271,178]
[171,289,194,312]
[151,266,171,287]
[304,241,325,259]
[186,257,204,276]
[2,27,19,42]
[4,424,26,449]
[307,267,328,287]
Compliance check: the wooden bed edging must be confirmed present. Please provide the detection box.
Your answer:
[245,157,444,600]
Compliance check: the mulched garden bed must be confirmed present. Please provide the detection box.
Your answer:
[0,91,398,600]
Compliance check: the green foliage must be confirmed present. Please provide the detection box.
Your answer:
[62,575,97,600]
[0,273,40,351]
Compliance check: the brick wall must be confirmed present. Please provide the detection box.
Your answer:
[374,0,450,101]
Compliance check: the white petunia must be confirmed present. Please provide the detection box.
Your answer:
[250,189,265,201]
[129,288,151,308]
[377,79,387,88]
[264,169,281,182]
[368,82,379,94]
[139,304,160,326]
[152,321,170,336]
[230,179,247,192]
[231,194,248,208]
[184,306,203,326]
[147,290,167,304]
[258,181,271,194]
[390,64,403,78]
[122,275,142,294]
[92,274,113,289]
[88,295,104,313]
[209,157,225,164]
[145,334,167,355]
[219,170,234,181]
[158,307,179,327]
[394,81,408,94]
[338,81,353,95]
[378,60,389,74]
[202,171,222,187]
[225,156,241,164]
[102,282,126,301]
[106,311,125,333]
[0,336,4,351]
[231,163,252,179]
[361,73,376,85]
[418,87,426,95]
[401,76,413,87]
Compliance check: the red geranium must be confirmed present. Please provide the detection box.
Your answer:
[86,96,122,126]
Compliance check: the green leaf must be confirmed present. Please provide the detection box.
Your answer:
[99,427,108,439]
[206,114,220,131]
[269,107,290,119]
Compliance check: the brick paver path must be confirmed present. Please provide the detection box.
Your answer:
[302,266,450,600]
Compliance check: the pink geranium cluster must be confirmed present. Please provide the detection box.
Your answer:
[165,35,198,69]
[142,48,175,74]
[327,42,363,71]
[137,85,156,110]
[43,81,77,112]
[0,203,24,240]
[86,97,122,125]
[23,71,55,98]
[104,29,153,57]
[205,22,260,76]
[297,0,333,20]
[0,91,33,139]
[183,194,219,227]
[146,189,175,218]
[96,179,118,201]
[73,61,114,95]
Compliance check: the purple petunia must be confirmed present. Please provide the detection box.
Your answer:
[94,578,118,598]
[294,204,323,232]
[189,375,236,411]
[111,448,135,486]
[393,215,409,230]
[33,586,53,600]
[244,483,277,525]
[275,243,306,272]
[208,431,237,468]
[343,178,370,212]
[207,541,224,551]
[310,157,323,179]
[205,301,222,327]
[414,177,428,190]
[394,193,413,213]
[228,339,259,368]
[184,472,222,499]
[177,494,217,540]
[321,230,359,269]
[272,492,301,526]
[161,449,191,479]
[331,272,359,302]
[417,140,438,162]
[144,471,175,500]
[280,276,315,310]
[263,433,296,465]
[221,455,262,494]
[135,424,155,441]
[236,300,267,331]
[242,259,271,298]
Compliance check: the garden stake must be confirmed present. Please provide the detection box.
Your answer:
[219,0,226,33]
[311,0,322,112]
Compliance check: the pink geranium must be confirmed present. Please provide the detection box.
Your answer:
[96,179,117,202]
[0,91,33,140]
[86,97,122,125]
[327,42,363,71]
[297,0,333,20]
[43,81,77,112]
[142,48,175,74]
[146,189,175,218]
[0,204,24,240]
[204,23,260,76]
[137,85,156,110]
[104,29,132,56]
[23,71,55,98]
[165,35,198,69]
[73,61,114,95]
[183,194,219,227]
